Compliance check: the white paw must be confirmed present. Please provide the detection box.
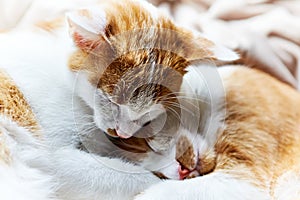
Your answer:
[135,172,269,200]
[134,180,194,200]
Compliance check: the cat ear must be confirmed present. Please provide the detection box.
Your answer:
[66,7,107,49]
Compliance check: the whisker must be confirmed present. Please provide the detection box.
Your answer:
[167,106,181,122]
[163,96,210,104]
[165,102,197,116]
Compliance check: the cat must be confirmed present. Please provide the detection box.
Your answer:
[135,65,300,200]
[0,0,238,199]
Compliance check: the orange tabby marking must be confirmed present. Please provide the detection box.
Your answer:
[0,70,40,134]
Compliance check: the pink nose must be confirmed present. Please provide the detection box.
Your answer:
[115,126,131,139]
[178,166,190,180]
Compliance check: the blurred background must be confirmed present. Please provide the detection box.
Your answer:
[1,0,300,89]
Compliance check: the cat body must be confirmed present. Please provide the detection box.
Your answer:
[136,65,300,200]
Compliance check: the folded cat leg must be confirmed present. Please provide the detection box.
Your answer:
[0,117,57,200]
[134,171,269,200]
[38,148,161,200]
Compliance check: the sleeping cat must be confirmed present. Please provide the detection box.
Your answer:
[0,0,237,199]
[135,65,300,200]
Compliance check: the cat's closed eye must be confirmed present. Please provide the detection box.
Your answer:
[142,121,151,127]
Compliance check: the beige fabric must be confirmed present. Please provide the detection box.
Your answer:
[150,0,300,89]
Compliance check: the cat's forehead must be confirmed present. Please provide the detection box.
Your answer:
[96,50,188,103]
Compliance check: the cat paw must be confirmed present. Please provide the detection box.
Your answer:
[134,172,269,200]
[134,180,192,200]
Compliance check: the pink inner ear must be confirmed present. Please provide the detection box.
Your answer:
[73,31,105,51]
[73,32,93,49]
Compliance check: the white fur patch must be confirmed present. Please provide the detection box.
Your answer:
[182,64,226,147]
[274,170,300,200]
[0,162,56,200]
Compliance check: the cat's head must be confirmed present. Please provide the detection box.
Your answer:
[67,0,235,178]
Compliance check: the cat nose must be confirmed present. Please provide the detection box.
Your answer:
[115,126,131,139]
[178,165,191,180]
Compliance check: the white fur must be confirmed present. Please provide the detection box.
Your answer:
[0,162,55,200]
[0,159,56,200]
[35,148,160,200]
[274,170,300,200]
[181,64,226,149]
[0,117,56,200]
[135,172,269,200]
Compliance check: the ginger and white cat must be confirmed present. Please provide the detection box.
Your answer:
[136,65,300,200]
[0,0,237,199]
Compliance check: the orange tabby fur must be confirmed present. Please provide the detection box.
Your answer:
[219,67,300,195]
[0,70,40,134]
